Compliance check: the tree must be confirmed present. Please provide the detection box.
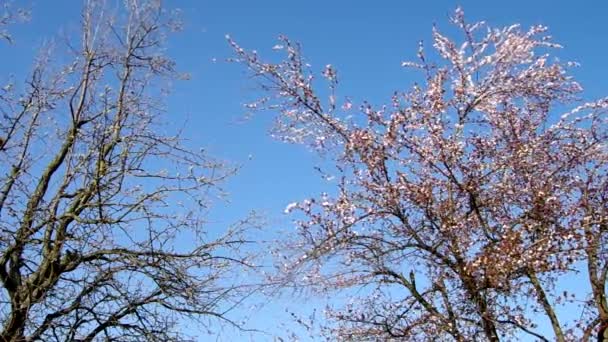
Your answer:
[0,1,254,340]
[0,1,28,44]
[232,8,608,341]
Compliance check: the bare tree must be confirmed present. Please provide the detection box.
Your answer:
[232,8,608,341]
[0,1,254,341]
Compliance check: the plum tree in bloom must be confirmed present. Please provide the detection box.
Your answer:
[232,8,608,341]
[0,1,28,44]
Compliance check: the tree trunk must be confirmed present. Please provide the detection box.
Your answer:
[1,306,28,342]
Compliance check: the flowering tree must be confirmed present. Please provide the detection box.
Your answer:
[0,1,255,340]
[232,9,608,341]
[0,1,28,44]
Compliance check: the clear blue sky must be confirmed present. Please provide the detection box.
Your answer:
[5,0,608,340]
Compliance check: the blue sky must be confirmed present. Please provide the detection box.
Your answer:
[5,0,608,340]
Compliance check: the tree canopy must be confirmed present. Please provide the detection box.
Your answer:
[2,1,608,341]
[232,8,608,341]
[0,1,254,340]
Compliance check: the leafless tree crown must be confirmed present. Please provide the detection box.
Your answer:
[0,1,253,341]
